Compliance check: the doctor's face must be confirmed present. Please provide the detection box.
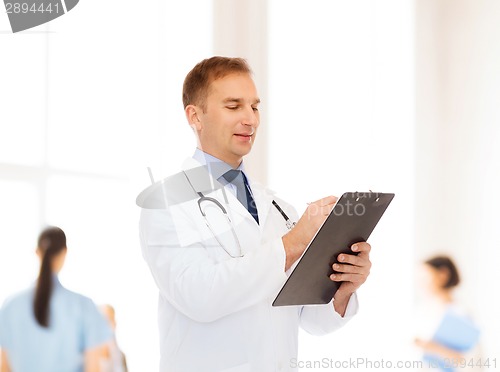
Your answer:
[189,73,260,168]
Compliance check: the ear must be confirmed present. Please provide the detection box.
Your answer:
[185,105,203,131]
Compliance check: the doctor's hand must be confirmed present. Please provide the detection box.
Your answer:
[282,195,338,271]
[330,242,371,316]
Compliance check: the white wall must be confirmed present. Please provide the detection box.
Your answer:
[416,0,500,361]
[213,0,270,184]
[268,0,416,368]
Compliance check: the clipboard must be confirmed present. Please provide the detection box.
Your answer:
[272,191,394,306]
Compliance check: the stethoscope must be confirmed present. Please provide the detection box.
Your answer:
[183,170,296,258]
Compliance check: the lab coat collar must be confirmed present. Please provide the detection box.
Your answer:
[136,159,224,209]
[247,178,276,229]
[182,157,276,228]
[136,157,276,229]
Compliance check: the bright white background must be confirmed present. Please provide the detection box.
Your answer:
[1,1,499,371]
[268,1,417,368]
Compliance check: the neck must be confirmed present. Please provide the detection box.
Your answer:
[227,158,242,169]
[197,147,242,169]
[436,289,453,304]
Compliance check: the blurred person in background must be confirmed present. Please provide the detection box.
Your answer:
[414,255,482,372]
[0,226,112,372]
[99,304,128,372]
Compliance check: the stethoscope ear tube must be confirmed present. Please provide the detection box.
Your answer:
[197,192,228,217]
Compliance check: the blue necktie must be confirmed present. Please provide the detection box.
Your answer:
[223,170,259,224]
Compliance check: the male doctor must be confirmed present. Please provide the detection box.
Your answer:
[138,56,372,371]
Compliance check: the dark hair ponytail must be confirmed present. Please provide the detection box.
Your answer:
[34,226,66,327]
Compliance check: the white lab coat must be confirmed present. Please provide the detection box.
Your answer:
[138,158,358,372]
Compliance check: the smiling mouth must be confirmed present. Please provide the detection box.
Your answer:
[234,133,253,138]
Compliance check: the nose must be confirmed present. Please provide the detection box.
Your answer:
[241,105,259,127]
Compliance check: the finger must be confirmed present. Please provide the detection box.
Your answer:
[329,272,366,283]
[309,195,338,207]
[319,195,337,206]
[351,242,371,254]
[351,242,371,260]
[306,202,335,218]
[332,262,370,275]
[337,253,371,268]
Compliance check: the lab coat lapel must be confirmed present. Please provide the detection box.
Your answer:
[219,175,276,228]
[181,158,255,223]
[181,157,221,194]
[248,180,276,229]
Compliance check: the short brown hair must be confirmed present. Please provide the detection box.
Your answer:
[182,56,252,110]
[425,255,461,289]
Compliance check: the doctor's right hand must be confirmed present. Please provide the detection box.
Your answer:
[282,195,337,271]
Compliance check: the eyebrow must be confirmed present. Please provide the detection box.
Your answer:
[223,98,261,105]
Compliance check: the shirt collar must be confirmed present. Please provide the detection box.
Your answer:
[193,148,246,181]
[33,275,62,289]
[53,275,62,287]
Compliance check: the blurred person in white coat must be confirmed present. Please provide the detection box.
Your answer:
[414,255,482,372]
[137,56,372,371]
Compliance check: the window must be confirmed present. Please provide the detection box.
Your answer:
[0,1,212,369]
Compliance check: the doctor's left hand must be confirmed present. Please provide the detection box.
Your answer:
[330,242,371,316]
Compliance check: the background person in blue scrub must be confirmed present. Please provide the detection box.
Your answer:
[0,226,112,372]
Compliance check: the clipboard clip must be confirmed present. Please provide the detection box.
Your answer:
[353,190,380,202]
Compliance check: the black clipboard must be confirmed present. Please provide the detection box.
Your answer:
[272,191,394,306]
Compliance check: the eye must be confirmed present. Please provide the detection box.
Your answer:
[226,106,239,110]
[252,107,259,112]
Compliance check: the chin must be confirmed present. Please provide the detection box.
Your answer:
[234,144,253,156]
[239,149,253,158]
